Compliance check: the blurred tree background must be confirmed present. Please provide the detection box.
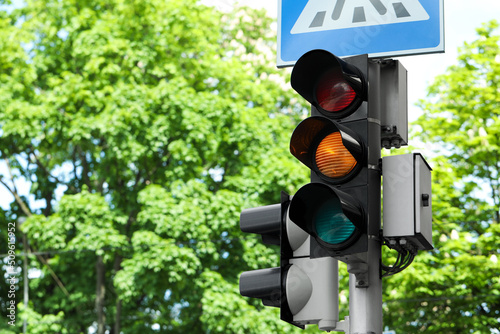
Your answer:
[0,0,309,332]
[0,0,498,333]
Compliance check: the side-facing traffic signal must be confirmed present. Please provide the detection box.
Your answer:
[239,192,342,331]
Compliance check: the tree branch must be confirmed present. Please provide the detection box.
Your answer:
[36,251,71,297]
[1,159,32,217]
[28,145,63,184]
[77,145,92,189]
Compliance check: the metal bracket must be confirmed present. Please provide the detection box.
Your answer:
[381,124,404,149]
[331,316,350,333]
[347,262,369,288]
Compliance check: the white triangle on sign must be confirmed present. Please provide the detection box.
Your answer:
[291,0,430,34]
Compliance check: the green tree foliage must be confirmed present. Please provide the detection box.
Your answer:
[0,0,311,332]
[383,21,500,333]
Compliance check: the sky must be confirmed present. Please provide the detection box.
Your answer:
[1,0,500,211]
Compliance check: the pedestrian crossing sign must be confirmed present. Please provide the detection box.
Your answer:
[278,0,444,67]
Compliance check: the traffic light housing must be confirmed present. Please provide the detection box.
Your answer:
[288,50,379,261]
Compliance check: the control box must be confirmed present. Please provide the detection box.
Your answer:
[382,153,433,250]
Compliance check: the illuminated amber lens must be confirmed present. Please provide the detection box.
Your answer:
[315,132,357,178]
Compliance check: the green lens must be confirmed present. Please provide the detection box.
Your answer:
[314,198,355,244]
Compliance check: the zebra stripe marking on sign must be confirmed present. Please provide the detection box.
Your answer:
[291,0,429,34]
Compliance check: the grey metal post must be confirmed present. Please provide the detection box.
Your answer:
[347,59,383,334]
[348,238,383,334]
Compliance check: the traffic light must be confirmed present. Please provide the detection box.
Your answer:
[239,49,384,332]
[239,192,342,331]
[288,50,380,262]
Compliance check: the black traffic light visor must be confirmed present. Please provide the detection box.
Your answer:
[239,268,281,307]
[291,49,367,119]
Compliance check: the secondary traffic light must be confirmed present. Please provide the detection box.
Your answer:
[288,50,379,261]
[239,192,342,331]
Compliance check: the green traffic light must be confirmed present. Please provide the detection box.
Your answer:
[314,197,355,245]
[288,182,366,256]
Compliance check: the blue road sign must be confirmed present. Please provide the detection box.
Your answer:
[278,0,444,66]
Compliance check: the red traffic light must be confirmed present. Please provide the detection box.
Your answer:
[290,116,365,184]
[291,50,367,119]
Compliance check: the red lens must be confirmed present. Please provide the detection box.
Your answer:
[316,70,356,113]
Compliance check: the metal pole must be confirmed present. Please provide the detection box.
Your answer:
[348,59,383,334]
[348,238,383,334]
